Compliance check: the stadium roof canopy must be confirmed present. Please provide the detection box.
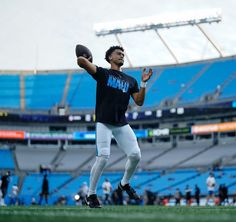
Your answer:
[94,8,223,67]
[94,8,222,35]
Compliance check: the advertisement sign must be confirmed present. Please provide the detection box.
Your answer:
[25,132,73,140]
[73,130,147,140]
[73,132,96,140]
[0,130,25,139]
[170,127,191,135]
[148,128,170,137]
[192,121,236,134]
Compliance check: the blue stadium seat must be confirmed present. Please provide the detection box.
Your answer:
[144,63,205,107]
[220,77,236,99]
[66,72,96,110]
[4,175,19,205]
[1,56,236,111]
[19,173,71,205]
[25,74,67,110]
[0,149,15,169]
[180,58,236,103]
[0,75,20,109]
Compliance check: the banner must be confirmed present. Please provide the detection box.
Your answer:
[170,127,190,135]
[148,128,170,137]
[25,132,73,140]
[73,132,96,140]
[73,130,147,140]
[0,130,25,139]
[192,121,236,134]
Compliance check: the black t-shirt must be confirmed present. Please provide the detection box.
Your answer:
[90,67,139,126]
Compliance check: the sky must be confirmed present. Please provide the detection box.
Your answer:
[0,0,236,70]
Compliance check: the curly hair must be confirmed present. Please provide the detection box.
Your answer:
[105,46,124,63]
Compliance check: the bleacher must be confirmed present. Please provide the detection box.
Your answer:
[55,146,96,171]
[4,175,19,205]
[1,55,236,206]
[12,136,236,173]
[180,58,236,104]
[66,73,96,110]
[16,167,236,206]
[24,74,67,110]
[220,75,236,99]
[144,62,206,107]
[19,173,71,205]
[163,168,236,197]
[142,139,213,170]
[15,146,59,171]
[0,75,20,109]
[0,149,15,169]
[1,141,236,205]
[0,56,236,111]
[179,139,236,168]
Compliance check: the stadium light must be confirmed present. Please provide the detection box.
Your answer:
[94,8,222,36]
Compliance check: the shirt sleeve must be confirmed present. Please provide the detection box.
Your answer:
[90,66,107,82]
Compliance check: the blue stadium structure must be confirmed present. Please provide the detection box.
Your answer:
[0,75,20,109]
[0,55,236,206]
[0,149,15,170]
[0,56,235,112]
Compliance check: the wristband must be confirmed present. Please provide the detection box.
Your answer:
[140,81,147,88]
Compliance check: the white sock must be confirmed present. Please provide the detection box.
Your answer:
[121,152,141,186]
[88,155,109,196]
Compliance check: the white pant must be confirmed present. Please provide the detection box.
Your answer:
[96,122,141,157]
[88,122,141,195]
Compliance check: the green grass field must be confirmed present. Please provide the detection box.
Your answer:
[0,206,236,222]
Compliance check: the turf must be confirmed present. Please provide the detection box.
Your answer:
[0,206,236,222]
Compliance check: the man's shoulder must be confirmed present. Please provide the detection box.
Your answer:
[97,66,109,72]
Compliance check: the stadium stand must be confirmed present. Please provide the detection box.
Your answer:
[4,175,19,205]
[1,55,236,207]
[24,74,67,110]
[0,56,236,111]
[145,139,213,170]
[179,58,236,104]
[144,62,206,107]
[220,73,236,99]
[0,75,20,109]
[144,169,199,195]
[19,173,71,205]
[0,149,15,169]
[66,73,96,110]
[162,167,236,197]
[54,172,123,204]
[179,138,236,168]
[15,146,59,171]
[54,146,96,171]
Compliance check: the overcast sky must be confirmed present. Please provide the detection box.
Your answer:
[0,0,236,70]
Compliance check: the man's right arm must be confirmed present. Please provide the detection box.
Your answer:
[77,56,97,75]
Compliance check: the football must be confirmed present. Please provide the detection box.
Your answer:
[75,44,93,62]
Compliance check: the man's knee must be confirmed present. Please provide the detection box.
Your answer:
[128,150,141,162]
[97,154,110,165]
[97,144,110,157]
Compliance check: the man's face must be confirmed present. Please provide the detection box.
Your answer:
[110,49,124,66]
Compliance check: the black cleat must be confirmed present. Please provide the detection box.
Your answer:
[85,194,102,208]
[118,182,140,201]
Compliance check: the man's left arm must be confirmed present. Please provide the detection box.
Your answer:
[132,68,153,106]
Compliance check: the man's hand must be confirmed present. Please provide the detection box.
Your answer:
[142,68,153,82]
[77,56,97,75]
[77,56,91,67]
